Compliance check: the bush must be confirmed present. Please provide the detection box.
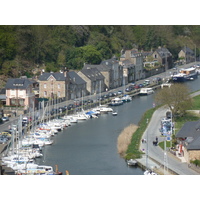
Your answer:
[191,159,200,167]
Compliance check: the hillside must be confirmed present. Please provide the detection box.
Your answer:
[0,25,200,83]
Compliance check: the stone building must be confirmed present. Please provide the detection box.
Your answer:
[151,47,173,69]
[83,64,112,91]
[119,59,135,84]
[178,46,195,64]
[101,58,123,89]
[38,71,69,99]
[120,49,144,81]
[67,71,87,99]
[78,68,105,95]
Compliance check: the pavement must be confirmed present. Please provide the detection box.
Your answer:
[140,105,200,175]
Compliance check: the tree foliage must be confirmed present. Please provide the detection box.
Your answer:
[1,25,200,78]
[155,84,193,117]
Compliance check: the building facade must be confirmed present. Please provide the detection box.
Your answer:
[119,59,135,84]
[68,71,87,100]
[120,49,144,81]
[78,68,105,95]
[38,72,69,99]
[178,46,195,64]
[101,58,123,89]
[151,47,173,69]
[83,64,112,91]
[5,78,35,110]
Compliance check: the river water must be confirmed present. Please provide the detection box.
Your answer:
[36,76,200,175]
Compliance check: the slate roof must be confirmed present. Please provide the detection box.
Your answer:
[80,68,104,81]
[155,47,172,58]
[5,78,33,89]
[176,120,200,150]
[83,64,111,72]
[38,72,66,81]
[181,46,194,54]
[68,71,86,85]
[121,59,132,65]
[101,58,119,68]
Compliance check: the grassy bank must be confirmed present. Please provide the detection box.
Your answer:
[117,124,138,157]
[125,107,157,160]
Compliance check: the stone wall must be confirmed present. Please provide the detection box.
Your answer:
[188,150,200,161]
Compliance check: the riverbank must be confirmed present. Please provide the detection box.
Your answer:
[117,124,138,157]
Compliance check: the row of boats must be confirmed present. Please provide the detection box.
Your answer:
[1,94,133,175]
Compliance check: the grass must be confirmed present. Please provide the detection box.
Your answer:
[191,95,200,110]
[125,107,157,160]
[159,141,171,149]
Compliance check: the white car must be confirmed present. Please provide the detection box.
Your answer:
[2,117,9,122]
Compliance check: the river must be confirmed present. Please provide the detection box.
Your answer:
[36,76,200,175]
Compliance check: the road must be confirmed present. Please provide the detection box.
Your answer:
[141,104,200,175]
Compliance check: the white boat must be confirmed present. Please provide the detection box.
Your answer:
[139,88,154,95]
[8,160,38,171]
[2,155,32,165]
[17,165,55,175]
[112,111,118,116]
[144,169,157,175]
[93,105,113,114]
[127,159,137,166]
[121,94,132,102]
[73,113,89,121]
[63,115,78,123]
[109,97,123,106]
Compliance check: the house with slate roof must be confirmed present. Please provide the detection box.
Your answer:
[5,77,35,110]
[101,58,123,89]
[38,71,69,99]
[178,46,195,64]
[120,49,144,81]
[151,47,173,69]
[83,64,113,90]
[68,71,87,100]
[78,68,105,95]
[176,120,200,162]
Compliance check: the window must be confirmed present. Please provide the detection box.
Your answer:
[57,91,60,97]
[58,84,60,89]
[44,83,46,88]
[11,90,15,95]
[44,91,47,96]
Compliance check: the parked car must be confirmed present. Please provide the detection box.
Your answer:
[87,99,94,103]
[125,87,131,92]
[0,136,8,144]
[108,92,114,97]
[138,84,144,88]
[2,116,9,122]
[118,90,123,95]
[58,107,66,113]
[134,84,140,89]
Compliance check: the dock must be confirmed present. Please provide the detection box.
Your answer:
[136,155,178,175]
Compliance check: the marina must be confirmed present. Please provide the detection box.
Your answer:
[1,63,200,175]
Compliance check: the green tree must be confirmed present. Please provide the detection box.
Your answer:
[155,83,193,117]
[0,26,17,66]
[80,45,102,64]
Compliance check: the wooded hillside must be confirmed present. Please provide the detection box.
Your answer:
[0,25,200,80]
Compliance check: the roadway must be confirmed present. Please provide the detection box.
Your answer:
[141,103,200,175]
